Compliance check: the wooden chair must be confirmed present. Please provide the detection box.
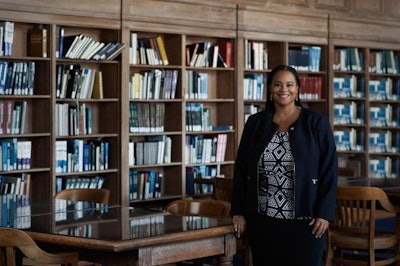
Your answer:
[213,177,252,266]
[165,199,231,218]
[325,186,400,266]
[0,227,78,266]
[54,188,110,203]
[338,167,357,178]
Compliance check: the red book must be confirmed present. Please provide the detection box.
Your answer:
[217,41,232,67]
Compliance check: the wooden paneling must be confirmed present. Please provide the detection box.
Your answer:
[238,6,328,44]
[267,0,309,6]
[386,0,400,18]
[329,14,400,48]
[352,0,383,15]
[314,0,349,11]
[0,0,121,28]
[122,0,236,36]
[0,0,120,20]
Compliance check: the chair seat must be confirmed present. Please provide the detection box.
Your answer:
[331,231,398,250]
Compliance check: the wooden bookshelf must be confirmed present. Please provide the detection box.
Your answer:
[236,6,330,143]
[121,0,237,207]
[0,3,122,228]
[0,0,400,221]
[329,15,400,178]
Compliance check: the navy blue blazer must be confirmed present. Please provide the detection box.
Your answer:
[231,108,338,221]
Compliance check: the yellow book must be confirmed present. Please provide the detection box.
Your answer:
[155,36,169,66]
[91,71,103,99]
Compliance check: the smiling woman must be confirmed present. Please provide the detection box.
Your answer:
[231,65,338,266]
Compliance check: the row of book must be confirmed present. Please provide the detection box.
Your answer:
[333,75,365,98]
[333,47,364,71]
[244,104,264,123]
[0,194,31,229]
[56,103,92,136]
[0,100,27,135]
[369,78,400,101]
[244,40,268,70]
[370,104,400,127]
[334,128,400,154]
[243,74,322,101]
[56,64,103,99]
[334,47,400,74]
[129,135,172,166]
[185,103,233,132]
[128,170,162,200]
[130,34,169,66]
[288,46,322,72]
[0,21,14,56]
[185,134,228,164]
[333,102,365,125]
[186,41,232,68]
[334,128,364,152]
[55,176,105,193]
[0,173,31,196]
[298,76,323,100]
[0,139,31,171]
[369,50,399,74]
[369,157,400,178]
[129,103,165,133]
[185,166,221,196]
[369,131,400,154]
[0,61,36,96]
[185,70,209,99]
[55,139,109,174]
[243,73,265,100]
[57,27,126,60]
[129,69,178,100]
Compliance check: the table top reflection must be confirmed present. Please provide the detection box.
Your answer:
[17,203,234,251]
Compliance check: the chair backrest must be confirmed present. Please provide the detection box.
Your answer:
[338,167,356,177]
[165,199,231,218]
[213,177,233,202]
[0,227,78,266]
[54,188,110,203]
[332,186,397,237]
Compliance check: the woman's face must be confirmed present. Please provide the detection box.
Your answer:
[269,70,299,107]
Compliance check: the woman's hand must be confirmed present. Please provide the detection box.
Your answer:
[233,215,246,238]
[309,218,329,238]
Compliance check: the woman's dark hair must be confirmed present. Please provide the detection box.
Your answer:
[265,64,302,111]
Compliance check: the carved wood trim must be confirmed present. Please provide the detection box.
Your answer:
[238,5,328,44]
[122,0,237,33]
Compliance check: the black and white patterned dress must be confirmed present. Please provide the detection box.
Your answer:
[258,131,295,219]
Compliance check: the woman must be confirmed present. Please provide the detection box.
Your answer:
[231,65,338,265]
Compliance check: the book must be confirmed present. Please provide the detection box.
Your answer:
[104,42,127,60]
[28,27,47,57]
[62,34,82,58]
[91,70,103,99]
[0,21,14,56]
[217,40,232,67]
[155,36,168,65]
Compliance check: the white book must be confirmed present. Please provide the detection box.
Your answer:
[130,32,137,64]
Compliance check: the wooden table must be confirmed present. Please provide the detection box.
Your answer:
[20,205,236,266]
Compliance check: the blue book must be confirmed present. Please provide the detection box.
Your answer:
[1,195,8,227]
[148,171,156,199]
